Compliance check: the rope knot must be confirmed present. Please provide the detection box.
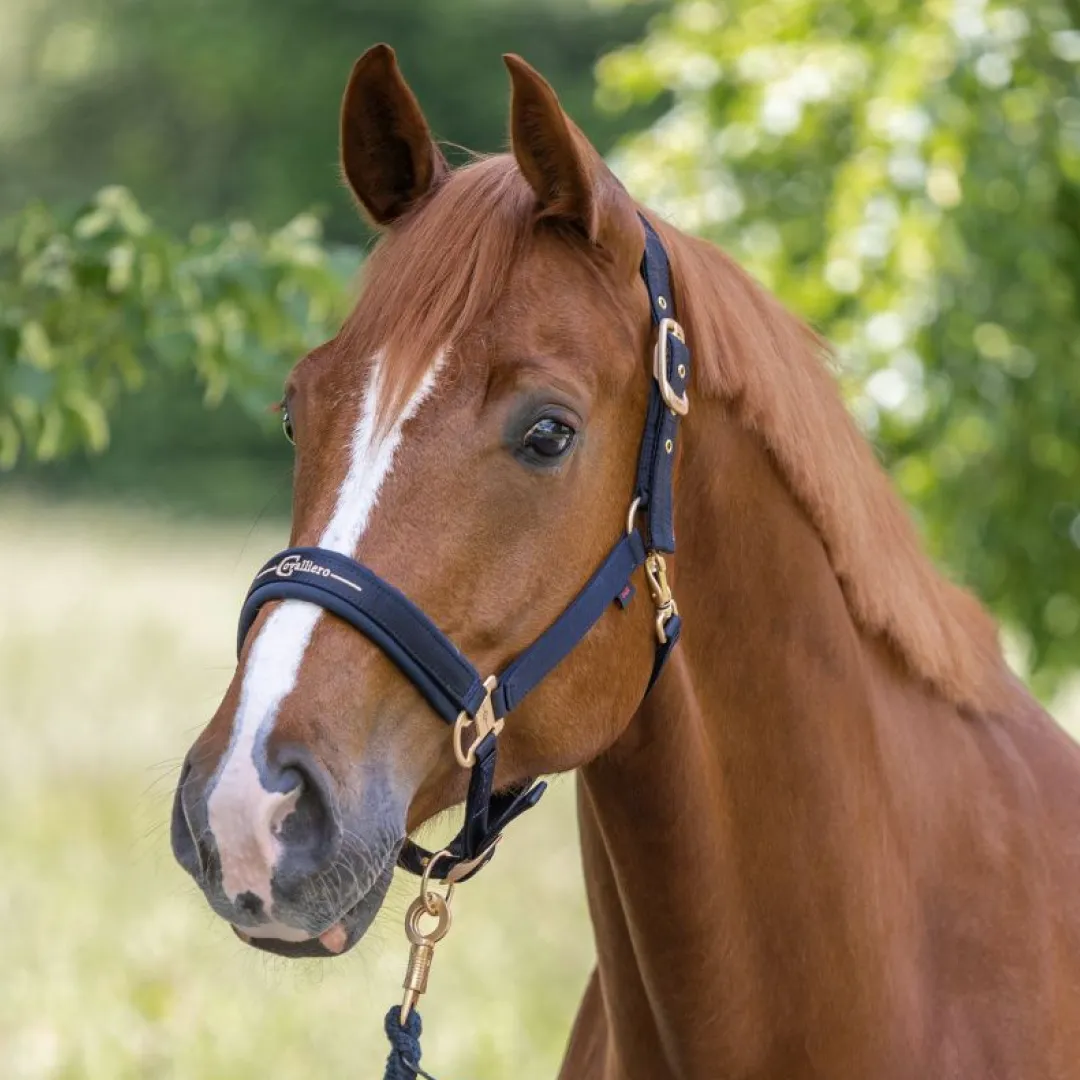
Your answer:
[383,1007,437,1080]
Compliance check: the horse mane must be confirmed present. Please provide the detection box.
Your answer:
[350,153,1014,715]
[657,221,1013,714]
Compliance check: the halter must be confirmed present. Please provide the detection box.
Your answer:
[236,217,690,886]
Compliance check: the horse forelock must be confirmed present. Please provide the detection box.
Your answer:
[341,155,537,434]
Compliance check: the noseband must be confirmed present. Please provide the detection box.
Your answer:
[237,217,691,886]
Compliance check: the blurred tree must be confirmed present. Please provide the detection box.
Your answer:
[0,186,351,468]
[0,0,662,239]
[3,0,1075,692]
[0,0,664,514]
[598,0,1080,691]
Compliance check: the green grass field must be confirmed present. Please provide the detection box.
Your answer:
[4,495,1078,1080]
[0,497,592,1080]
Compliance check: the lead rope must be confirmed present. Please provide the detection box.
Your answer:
[382,1008,438,1080]
[382,853,456,1080]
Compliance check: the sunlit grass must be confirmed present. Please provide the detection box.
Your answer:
[0,496,592,1080]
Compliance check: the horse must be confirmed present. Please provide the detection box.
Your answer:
[171,44,1080,1079]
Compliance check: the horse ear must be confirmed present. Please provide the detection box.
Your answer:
[340,44,448,226]
[504,53,641,275]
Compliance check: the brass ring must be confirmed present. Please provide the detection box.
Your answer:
[405,893,452,946]
[626,496,642,536]
[420,849,456,915]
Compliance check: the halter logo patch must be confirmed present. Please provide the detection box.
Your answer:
[276,554,331,579]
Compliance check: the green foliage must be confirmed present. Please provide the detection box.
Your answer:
[0,0,662,510]
[599,0,1080,691]
[0,186,353,468]
[0,0,662,238]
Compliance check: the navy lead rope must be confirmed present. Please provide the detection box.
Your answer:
[383,1009,438,1080]
[236,217,690,1080]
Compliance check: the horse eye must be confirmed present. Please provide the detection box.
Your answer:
[522,417,575,459]
[281,401,295,445]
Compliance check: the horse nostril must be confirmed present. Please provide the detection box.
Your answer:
[269,749,340,880]
[170,742,342,904]
[235,890,265,919]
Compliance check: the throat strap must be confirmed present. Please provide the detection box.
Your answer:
[492,531,646,717]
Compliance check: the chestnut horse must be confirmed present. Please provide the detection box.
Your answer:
[172,45,1080,1079]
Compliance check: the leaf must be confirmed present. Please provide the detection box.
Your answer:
[20,322,53,370]
[67,391,111,453]
[34,405,64,462]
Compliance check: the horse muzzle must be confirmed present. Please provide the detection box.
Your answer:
[170,743,404,957]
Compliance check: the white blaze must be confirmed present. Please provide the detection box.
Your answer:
[207,349,444,909]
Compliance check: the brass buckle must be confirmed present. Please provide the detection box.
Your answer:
[644,552,679,644]
[653,317,689,417]
[452,675,502,768]
[444,835,502,885]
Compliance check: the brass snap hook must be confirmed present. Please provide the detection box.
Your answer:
[400,890,453,1024]
[644,551,679,645]
[400,849,458,1024]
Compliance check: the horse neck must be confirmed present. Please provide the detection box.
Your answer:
[575,399,964,1078]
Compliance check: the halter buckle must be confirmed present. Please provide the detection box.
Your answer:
[644,552,679,645]
[453,675,502,768]
[444,836,502,885]
[653,318,689,417]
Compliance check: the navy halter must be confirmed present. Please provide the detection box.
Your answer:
[237,217,691,883]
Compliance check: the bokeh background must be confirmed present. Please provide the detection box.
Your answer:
[2,1,1079,1077]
